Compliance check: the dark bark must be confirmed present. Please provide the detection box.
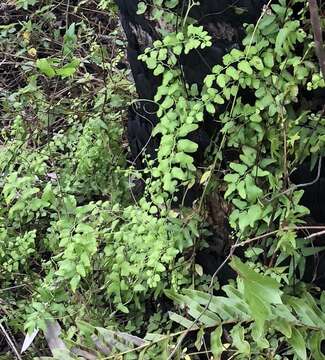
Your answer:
[114,0,268,171]
[309,0,325,79]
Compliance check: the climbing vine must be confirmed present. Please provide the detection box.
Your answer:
[129,0,325,357]
[139,23,212,207]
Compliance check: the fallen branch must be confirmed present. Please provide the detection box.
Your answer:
[0,322,22,360]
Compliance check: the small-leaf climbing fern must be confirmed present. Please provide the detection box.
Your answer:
[94,0,215,314]
[138,23,212,212]
[101,18,212,311]
[132,0,325,358]
[198,0,325,249]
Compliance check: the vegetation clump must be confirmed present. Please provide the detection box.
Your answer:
[0,0,324,359]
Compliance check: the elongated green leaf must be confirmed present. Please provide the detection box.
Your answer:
[308,331,325,360]
[285,296,325,329]
[237,180,246,199]
[301,246,325,257]
[244,283,270,332]
[230,257,283,305]
[211,326,223,358]
[273,317,292,338]
[275,28,288,55]
[164,290,220,326]
[288,327,307,360]
[168,312,198,329]
[183,289,250,321]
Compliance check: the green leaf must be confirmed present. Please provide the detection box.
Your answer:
[214,94,225,104]
[245,175,263,202]
[117,303,129,314]
[285,295,325,329]
[224,173,240,183]
[247,204,263,226]
[154,64,165,76]
[233,198,247,210]
[250,112,262,123]
[216,74,227,87]
[195,263,203,276]
[36,58,56,78]
[309,331,325,360]
[240,146,257,166]
[70,274,81,292]
[244,282,270,333]
[238,60,253,75]
[230,257,283,305]
[250,56,264,71]
[183,289,250,321]
[238,211,251,231]
[76,223,93,233]
[211,326,223,358]
[177,139,198,153]
[229,162,247,175]
[251,321,269,349]
[134,284,146,292]
[178,123,198,137]
[171,167,187,180]
[200,170,211,184]
[163,174,177,192]
[195,327,204,351]
[63,23,77,56]
[56,59,80,78]
[174,152,194,167]
[288,328,307,360]
[245,247,264,258]
[273,317,292,338]
[275,28,288,55]
[76,264,86,277]
[146,57,157,69]
[237,180,246,199]
[231,324,250,355]
[226,66,239,80]
[161,96,174,109]
[259,14,276,30]
[301,246,325,257]
[164,290,220,326]
[225,182,236,198]
[204,74,215,88]
[230,48,244,60]
[222,54,233,66]
[168,312,197,329]
[263,51,274,68]
[206,102,215,114]
[137,1,147,14]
